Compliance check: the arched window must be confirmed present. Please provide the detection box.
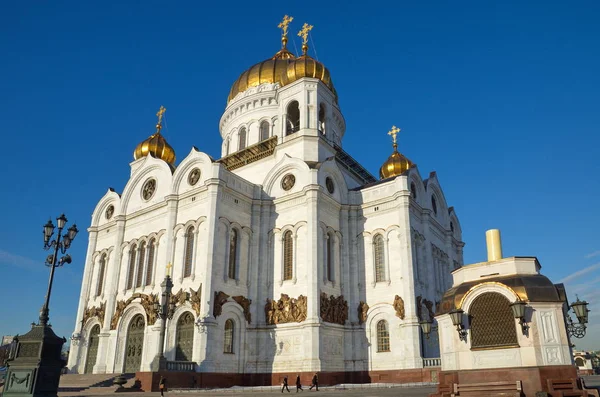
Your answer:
[183,226,195,278]
[260,120,270,141]
[226,138,230,155]
[96,253,107,297]
[283,230,293,281]
[286,101,300,135]
[135,241,146,288]
[126,244,137,290]
[228,229,238,280]
[145,238,155,286]
[374,235,385,282]
[410,182,417,199]
[431,195,438,216]
[318,103,326,135]
[376,320,390,352]
[470,292,518,349]
[224,319,234,353]
[575,357,585,367]
[450,222,454,233]
[326,233,333,282]
[238,128,247,151]
[175,312,195,361]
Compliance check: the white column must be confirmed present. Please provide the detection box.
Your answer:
[306,189,321,370]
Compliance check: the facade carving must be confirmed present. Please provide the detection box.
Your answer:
[190,286,202,316]
[83,302,106,328]
[265,294,307,325]
[416,295,435,321]
[232,295,252,324]
[110,293,159,330]
[393,295,405,320]
[319,292,348,325]
[213,291,230,318]
[358,301,369,325]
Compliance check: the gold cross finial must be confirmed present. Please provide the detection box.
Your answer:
[388,125,401,147]
[298,23,313,54]
[155,105,166,133]
[166,262,173,277]
[278,15,294,37]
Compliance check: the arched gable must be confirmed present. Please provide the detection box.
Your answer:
[172,148,214,195]
[91,188,121,227]
[263,154,310,197]
[318,157,348,203]
[120,156,173,215]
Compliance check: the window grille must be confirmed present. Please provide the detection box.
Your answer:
[96,254,106,297]
[260,121,270,141]
[377,320,390,352]
[224,319,234,353]
[374,235,385,282]
[184,227,195,278]
[238,128,247,150]
[145,238,155,286]
[135,242,146,288]
[283,231,293,280]
[470,292,519,350]
[228,229,238,279]
[127,244,137,290]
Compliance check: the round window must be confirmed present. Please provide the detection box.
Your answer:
[142,178,157,201]
[325,177,335,194]
[281,174,296,191]
[105,205,114,220]
[188,168,201,186]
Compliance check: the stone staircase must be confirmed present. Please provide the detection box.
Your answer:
[58,373,136,395]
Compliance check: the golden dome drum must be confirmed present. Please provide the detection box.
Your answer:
[379,149,414,179]
[133,132,176,165]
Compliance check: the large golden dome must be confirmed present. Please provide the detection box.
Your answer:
[379,126,414,179]
[133,106,176,165]
[281,55,337,101]
[227,42,296,103]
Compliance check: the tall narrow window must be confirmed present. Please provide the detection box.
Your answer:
[145,238,155,286]
[374,235,385,282]
[376,320,390,352]
[326,233,333,282]
[226,138,230,155]
[184,226,195,278]
[126,244,137,290]
[431,195,438,216]
[238,128,247,151]
[260,120,270,141]
[286,101,300,135]
[135,242,146,288]
[228,229,238,279]
[283,231,293,281]
[318,103,326,135]
[224,319,234,353]
[96,253,107,297]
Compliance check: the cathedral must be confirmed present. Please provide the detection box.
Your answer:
[67,17,464,385]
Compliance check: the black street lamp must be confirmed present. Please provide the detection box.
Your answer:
[40,214,78,326]
[566,296,590,339]
[150,265,175,371]
[2,214,78,397]
[449,308,468,342]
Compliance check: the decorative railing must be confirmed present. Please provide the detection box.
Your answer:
[166,361,196,372]
[423,357,441,367]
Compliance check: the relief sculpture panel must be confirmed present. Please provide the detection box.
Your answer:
[232,295,252,324]
[110,293,159,330]
[265,294,307,324]
[83,302,106,328]
[358,301,369,325]
[320,292,348,325]
[393,295,405,320]
[213,291,230,318]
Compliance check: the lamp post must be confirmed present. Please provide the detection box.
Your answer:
[566,296,590,339]
[2,214,78,397]
[150,264,175,371]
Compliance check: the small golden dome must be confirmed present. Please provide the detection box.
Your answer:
[379,147,414,179]
[281,55,337,101]
[133,106,176,165]
[133,132,176,165]
[379,126,414,179]
[227,41,296,103]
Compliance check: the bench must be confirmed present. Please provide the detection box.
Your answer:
[547,379,589,396]
[581,378,600,397]
[451,380,522,396]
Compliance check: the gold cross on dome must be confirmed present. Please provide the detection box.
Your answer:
[388,125,401,145]
[298,23,313,45]
[156,105,166,132]
[166,262,173,277]
[278,15,294,37]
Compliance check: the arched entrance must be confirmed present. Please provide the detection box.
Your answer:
[124,314,145,372]
[175,312,194,361]
[84,325,101,374]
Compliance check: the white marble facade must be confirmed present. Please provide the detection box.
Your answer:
[67,67,464,375]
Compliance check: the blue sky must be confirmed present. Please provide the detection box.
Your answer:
[1,1,599,351]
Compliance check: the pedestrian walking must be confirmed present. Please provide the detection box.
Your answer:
[159,376,166,397]
[309,373,318,391]
[282,376,291,393]
[296,375,303,392]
